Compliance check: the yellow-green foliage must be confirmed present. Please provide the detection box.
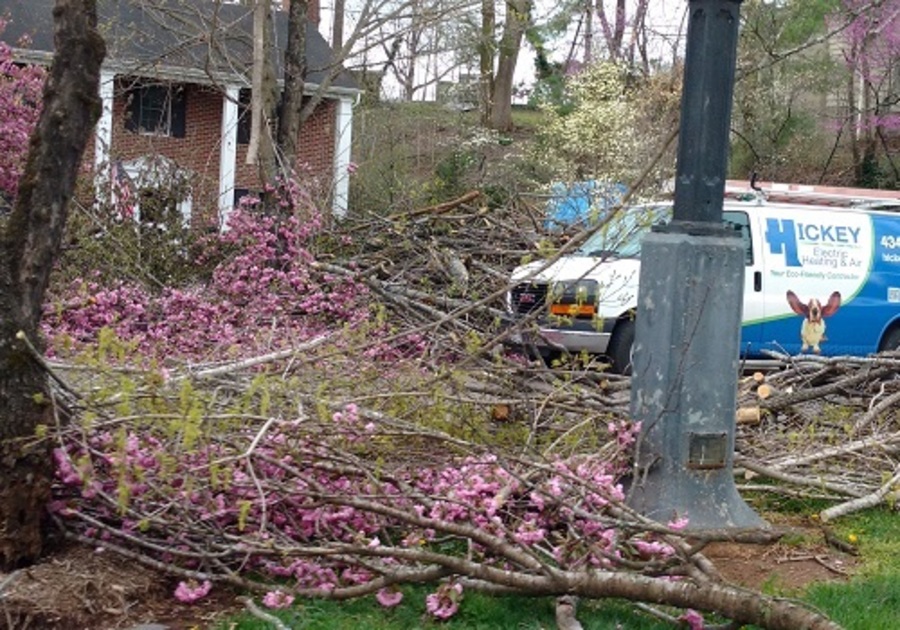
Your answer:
[535,62,638,182]
[532,61,681,191]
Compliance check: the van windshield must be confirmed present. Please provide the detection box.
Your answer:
[578,204,671,258]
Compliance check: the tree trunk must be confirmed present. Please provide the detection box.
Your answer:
[848,57,860,179]
[489,0,530,131]
[0,0,104,569]
[248,0,278,187]
[583,0,593,64]
[478,0,495,127]
[276,0,308,175]
[331,0,344,52]
[629,0,650,74]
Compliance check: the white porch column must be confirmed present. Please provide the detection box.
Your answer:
[332,95,354,219]
[218,85,240,230]
[93,70,115,195]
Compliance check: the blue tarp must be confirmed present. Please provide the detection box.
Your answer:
[544,180,627,231]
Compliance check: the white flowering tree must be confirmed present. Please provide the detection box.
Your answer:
[532,61,678,188]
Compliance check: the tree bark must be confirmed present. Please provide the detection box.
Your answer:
[331,0,345,53]
[276,0,308,175]
[0,0,104,569]
[248,0,278,186]
[489,0,530,131]
[478,0,495,127]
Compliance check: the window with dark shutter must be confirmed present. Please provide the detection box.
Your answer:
[170,86,187,138]
[237,88,251,145]
[235,89,288,144]
[233,188,256,208]
[125,82,187,137]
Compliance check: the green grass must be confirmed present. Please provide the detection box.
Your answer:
[217,587,676,629]
[829,506,900,577]
[217,507,900,629]
[799,506,900,629]
[510,105,547,132]
[807,573,900,630]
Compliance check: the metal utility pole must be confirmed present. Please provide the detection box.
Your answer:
[626,0,766,530]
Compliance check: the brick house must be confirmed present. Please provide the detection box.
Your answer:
[0,0,360,228]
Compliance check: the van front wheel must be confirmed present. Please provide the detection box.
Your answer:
[607,319,635,375]
[879,326,900,352]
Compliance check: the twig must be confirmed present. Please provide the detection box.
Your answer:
[237,597,291,630]
[762,432,900,470]
[813,555,851,576]
[555,595,584,630]
[180,334,332,380]
[761,366,894,412]
[14,330,81,399]
[736,457,866,498]
[820,466,900,522]
[388,190,481,220]
[854,387,900,434]
[634,602,740,629]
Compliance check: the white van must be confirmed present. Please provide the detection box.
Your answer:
[506,185,900,372]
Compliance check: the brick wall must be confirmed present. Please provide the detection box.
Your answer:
[233,97,338,205]
[111,81,222,226]
[109,80,337,226]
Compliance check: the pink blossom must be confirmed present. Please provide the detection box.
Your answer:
[426,582,463,620]
[632,539,675,559]
[0,26,45,201]
[678,608,705,630]
[513,521,546,545]
[262,590,295,609]
[376,586,404,608]
[174,579,212,603]
[667,517,689,531]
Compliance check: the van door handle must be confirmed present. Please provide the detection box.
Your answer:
[754,271,762,292]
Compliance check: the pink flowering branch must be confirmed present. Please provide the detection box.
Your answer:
[0,21,46,203]
[43,371,838,630]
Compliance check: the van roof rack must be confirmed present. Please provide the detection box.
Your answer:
[725,180,900,211]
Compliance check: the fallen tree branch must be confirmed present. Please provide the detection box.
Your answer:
[760,366,894,412]
[555,595,583,630]
[735,457,866,498]
[819,466,900,522]
[389,190,482,220]
[238,597,291,630]
[854,387,900,434]
[180,334,333,380]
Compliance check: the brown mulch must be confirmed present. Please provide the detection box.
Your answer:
[0,544,241,630]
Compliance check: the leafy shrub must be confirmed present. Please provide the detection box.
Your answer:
[45,186,369,361]
[0,21,46,206]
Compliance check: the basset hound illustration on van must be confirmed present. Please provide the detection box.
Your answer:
[786,290,841,354]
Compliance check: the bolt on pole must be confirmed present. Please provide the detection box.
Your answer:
[626,0,766,530]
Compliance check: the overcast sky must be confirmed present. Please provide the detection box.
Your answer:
[317,0,692,101]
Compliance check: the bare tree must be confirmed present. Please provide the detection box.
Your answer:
[488,0,531,131]
[247,0,279,183]
[276,0,309,174]
[0,0,104,568]
[478,0,495,124]
[375,0,473,100]
[595,0,652,72]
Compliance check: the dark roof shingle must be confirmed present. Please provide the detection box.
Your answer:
[0,0,358,91]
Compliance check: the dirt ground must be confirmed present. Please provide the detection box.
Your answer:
[0,524,857,630]
[0,544,242,630]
